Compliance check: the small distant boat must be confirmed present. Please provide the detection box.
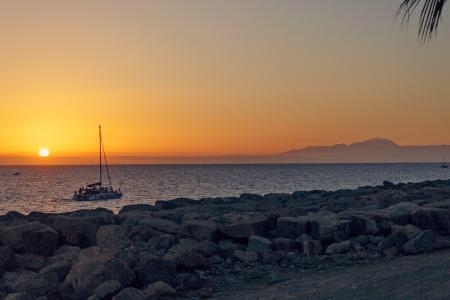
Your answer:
[13,172,20,176]
[73,125,122,201]
[441,164,449,169]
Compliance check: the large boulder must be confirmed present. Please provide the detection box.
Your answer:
[276,216,311,239]
[96,225,131,253]
[147,281,176,297]
[147,234,176,252]
[411,207,450,234]
[89,280,122,300]
[0,246,15,275]
[325,240,355,254]
[220,214,269,239]
[247,236,273,253]
[403,230,436,254]
[384,202,419,225]
[154,198,198,210]
[311,217,352,243]
[0,222,59,256]
[51,214,114,248]
[178,220,217,242]
[163,242,210,271]
[126,217,180,237]
[39,260,72,282]
[65,247,135,299]
[134,256,177,287]
[118,204,157,214]
[378,231,409,251]
[1,271,49,297]
[347,214,379,236]
[112,287,146,300]
[14,254,45,271]
[391,224,422,240]
[273,238,294,252]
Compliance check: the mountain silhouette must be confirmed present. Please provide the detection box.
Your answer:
[279,137,450,163]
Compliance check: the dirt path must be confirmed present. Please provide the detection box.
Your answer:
[213,249,450,300]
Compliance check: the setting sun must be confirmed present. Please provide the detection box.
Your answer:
[39,148,50,157]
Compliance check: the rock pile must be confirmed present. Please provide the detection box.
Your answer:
[0,179,450,299]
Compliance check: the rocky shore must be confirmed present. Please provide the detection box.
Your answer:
[1,179,450,299]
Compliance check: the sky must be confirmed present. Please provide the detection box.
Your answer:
[1,0,450,164]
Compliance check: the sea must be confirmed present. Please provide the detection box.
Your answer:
[0,163,449,215]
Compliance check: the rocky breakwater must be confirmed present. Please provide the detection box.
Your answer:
[1,179,450,299]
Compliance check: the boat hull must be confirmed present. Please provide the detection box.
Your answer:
[73,192,122,201]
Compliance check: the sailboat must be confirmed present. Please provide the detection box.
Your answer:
[73,125,122,201]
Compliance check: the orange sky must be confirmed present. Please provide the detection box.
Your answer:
[2,1,450,164]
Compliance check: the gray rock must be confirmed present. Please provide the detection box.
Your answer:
[118,204,157,214]
[378,231,409,251]
[384,202,419,225]
[383,247,399,258]
[134,256,177,287]
[272,238,294,252]
[96,225,130,253]
[247,236,273,253]
[261,250,284,264]
[209,255,225,265]
[65,247,134,299]
[178,220,217,242]
[147,281,176,296]
[276,216,311,239]
[311,217,351,243]
[147,234,176,252]
[112,287,146,300]
[4,293,35,300]
[433,235,450,249]
[218,239,241,258]
[196,240,219,258]
[0,222,59,256]
[233,250,258,263]
[411,207,450,234]
[347,214,379,236]
[180,273,203,291]
[294,234,313,251]
[91,280,122,300]
[130,217,180,236]
[303,240,322,256]
[1,271,49,297]
[39,260,71,282]
[403,230,436,254]
[220,214,268,239]
[0,246,15,275]
[391,224,422,240]
[14,254,45,271]
[54,245,81,256]
[325,241,353,254]
[51,214,114,248]
[163,243,210,270]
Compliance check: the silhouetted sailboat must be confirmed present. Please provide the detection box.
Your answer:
[73,125,122,201]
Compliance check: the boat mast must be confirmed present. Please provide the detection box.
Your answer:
[99,125,102,187]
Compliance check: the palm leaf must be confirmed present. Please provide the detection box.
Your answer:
[397,0,447,43]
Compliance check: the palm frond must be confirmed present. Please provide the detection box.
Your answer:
[397,0,447,43]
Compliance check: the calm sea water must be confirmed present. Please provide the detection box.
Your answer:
[0,163,448,214]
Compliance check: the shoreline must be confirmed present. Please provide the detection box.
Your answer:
[0,178,450,299]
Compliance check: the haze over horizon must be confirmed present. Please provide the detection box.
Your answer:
[4,137,450,165]
[2,1,450,164]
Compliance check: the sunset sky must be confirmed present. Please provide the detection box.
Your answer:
[2,1,450,164]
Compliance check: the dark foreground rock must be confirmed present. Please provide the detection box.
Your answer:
[0,179,450,299]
